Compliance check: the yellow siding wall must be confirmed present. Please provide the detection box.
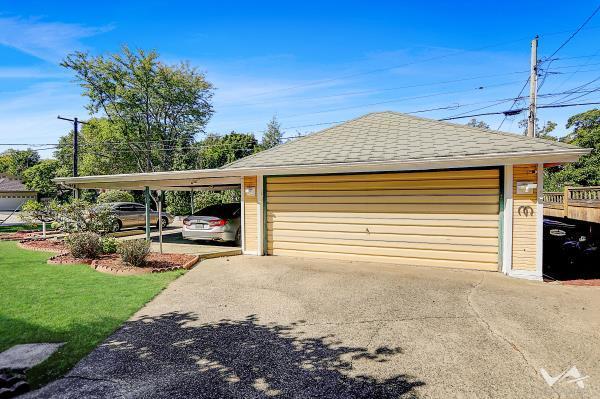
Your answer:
[512,164,538,272]
[243,176,258,253]
[266,169,500,271]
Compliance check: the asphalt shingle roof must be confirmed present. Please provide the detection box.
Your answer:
[0,175,29,192]
[225,111,580,169]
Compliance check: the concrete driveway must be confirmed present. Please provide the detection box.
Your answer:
[27,256,600,398]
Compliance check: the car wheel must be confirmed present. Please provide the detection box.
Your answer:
[156,217,168,229]
[111,219,122,233]
[235,228,241,246]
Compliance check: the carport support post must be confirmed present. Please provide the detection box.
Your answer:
[158,190,163,254]
[144,186,151,241]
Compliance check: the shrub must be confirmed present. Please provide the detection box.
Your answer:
[100,236,119,254]
[65,232,101,259]
[52,200,116,235]
[97,190,135,204]
[118,239,150,267]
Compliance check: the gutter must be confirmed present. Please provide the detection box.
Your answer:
[53,148,590,187]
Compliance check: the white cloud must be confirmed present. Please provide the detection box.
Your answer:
[0,16,112,63]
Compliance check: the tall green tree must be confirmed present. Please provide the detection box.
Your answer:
[261,116,283,149]
[0,149,40,178]
[166,132,259,215]
[61,46,214,173]
[54,118,139,177]
[22,159,61,198]
[544,109,600,190]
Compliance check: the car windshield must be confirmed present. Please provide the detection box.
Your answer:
[194,203,240,218]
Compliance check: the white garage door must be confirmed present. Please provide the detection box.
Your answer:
[0,194,34,211]
[266,169,500,271]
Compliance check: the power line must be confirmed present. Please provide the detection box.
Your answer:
[439,101,600,121]
[538,4,600,90]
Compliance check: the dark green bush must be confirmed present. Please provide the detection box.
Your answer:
[65,232,101,259]
[118,239,150,267]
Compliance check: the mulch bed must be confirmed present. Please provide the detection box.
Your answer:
[48,252,199,275]
[0,230,41,241]
[560,279,600,287]
[17,238,67,253]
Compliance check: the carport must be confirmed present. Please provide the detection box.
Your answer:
[55,169,251,255]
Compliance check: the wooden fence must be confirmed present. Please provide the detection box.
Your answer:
[543,186,600,223]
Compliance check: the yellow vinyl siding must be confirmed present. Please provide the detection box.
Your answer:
[243,176,258,253]
[511,164,538,272]
[266,169,500,271]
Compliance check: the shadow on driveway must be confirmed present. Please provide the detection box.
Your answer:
[28,312,424,398]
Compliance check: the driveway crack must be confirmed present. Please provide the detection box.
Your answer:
[466,275,560,399]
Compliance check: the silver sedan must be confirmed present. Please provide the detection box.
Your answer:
[106,202,173,232]
[182,203,241,244]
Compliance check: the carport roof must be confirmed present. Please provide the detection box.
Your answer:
[224,111,588,169]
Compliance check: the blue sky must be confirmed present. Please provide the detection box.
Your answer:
[1,1,599,158]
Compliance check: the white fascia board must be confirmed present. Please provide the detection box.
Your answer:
[54,148,589,188]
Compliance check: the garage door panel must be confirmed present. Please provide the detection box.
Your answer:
[268,203,499,214]
[268,188,500,197]
[266,169,500,271]
[269,169,499,184]
[267,211,500,224]
[269,241,498,263]
[268,237,497,254]
[268,194,499,205]
[268,222,498,237]
[270,249,499,271]
[269,229,499,246]
[267,178,499,192]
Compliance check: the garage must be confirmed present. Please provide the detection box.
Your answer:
[0,175,37,211]
[266,169,500,271]
[56,111,590,280]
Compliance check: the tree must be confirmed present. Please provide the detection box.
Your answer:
[261,116,283,149]
[465,119,490,129]
[166,131,258,215]
[52,199,116,235]
[54,118,140,177]
[97,190,135,203]
[20,200,56,238]
[0,149,40,178]
[61,46,214,173]
[22,159,61,198]
[518,118,557,140]
[544,109,600,190]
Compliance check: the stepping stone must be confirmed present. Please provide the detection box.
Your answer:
[0,343,64,372]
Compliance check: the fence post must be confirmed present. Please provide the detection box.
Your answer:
[563,186,570,218]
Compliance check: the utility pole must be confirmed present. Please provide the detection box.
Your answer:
[527,36,539,138]
[57,116,87,197]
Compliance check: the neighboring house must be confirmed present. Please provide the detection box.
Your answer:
[0,174,37,211]
[55,112,590,280]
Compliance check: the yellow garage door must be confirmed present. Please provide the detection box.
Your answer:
[266,169,500,271]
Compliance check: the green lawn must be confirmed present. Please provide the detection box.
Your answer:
[0,241,184,387]
[0,224,41,233]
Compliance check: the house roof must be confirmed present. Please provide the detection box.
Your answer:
[54,111,590,190]
[0,174,33,192]
[225,111,586,169]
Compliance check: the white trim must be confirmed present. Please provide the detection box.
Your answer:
[536,163,544,278]
[54,149,589,188]
[502,165,513,275]
[508,269,543,281]
[240,176,246,254]
[257,175,264,256]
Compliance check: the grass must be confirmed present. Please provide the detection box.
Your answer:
[0,241,184,387]
[0,224,41,233]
